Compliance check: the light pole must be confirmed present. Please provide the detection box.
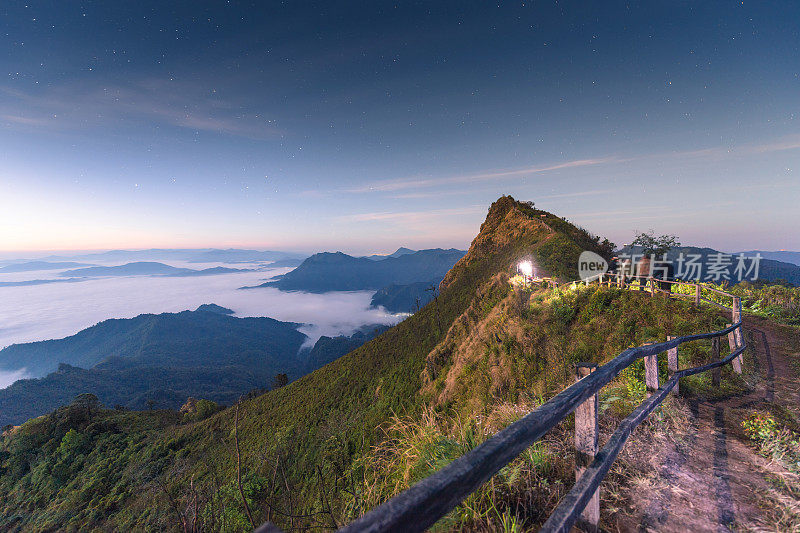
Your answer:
[518,260,534,283]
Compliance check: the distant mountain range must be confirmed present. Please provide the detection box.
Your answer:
[0,257,302,285]
[184,249,307,264]
[0,248,306,266]
[0,304,302,379]
[249,248,466,293]
[736,250,800,267]
[0,305,386,426]
[0,278,86,288]
[0,261,96,273]
[265,257,306,268]
[362,247,416,261]
[619,245,800,285]
[59,261,253,277]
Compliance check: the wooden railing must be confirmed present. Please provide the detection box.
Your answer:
[256,273,745,533]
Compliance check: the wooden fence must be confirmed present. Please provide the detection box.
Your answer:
[255,273,745,533]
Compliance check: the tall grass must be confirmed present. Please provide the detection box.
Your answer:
[342,400,571,531]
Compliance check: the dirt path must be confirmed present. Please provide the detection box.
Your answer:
[617,316,800,532]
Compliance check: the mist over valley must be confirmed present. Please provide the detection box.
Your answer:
[0,254,408,387]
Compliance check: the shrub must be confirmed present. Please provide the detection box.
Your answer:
[183,399,221,423]
[742,412,778,442]
[742,411,800,473]
[57,428,89,458]
[550,297,576,329]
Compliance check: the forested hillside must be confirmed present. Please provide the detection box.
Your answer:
[0,307,386,426]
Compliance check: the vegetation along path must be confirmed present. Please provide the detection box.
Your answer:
[618,315,800,532]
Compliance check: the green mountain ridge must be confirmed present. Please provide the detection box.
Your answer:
[1,196,718,532]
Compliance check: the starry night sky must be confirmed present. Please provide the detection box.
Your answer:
[1,1,799,253]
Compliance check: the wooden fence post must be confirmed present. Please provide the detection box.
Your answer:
[574,364,599,530]
[733,296,743,347]
[649,277,655,297]
[667,335,679,395]
[644,346,659,397]
[726,323,742,374]
[694,284,701,307]
[711,337,721,386]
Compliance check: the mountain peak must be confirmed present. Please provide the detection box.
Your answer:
[441,195,612,291]
[473,196,544,250]
[440,196,547,290]
[194,304,235,315]
[390,247,416,257]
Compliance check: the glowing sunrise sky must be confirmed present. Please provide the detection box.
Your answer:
[1,2,799,254]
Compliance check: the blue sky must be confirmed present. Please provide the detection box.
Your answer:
[1,1,798,254]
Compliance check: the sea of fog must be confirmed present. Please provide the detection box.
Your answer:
[0,260,403,388]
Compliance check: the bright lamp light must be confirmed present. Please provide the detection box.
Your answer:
[518,260,533,278]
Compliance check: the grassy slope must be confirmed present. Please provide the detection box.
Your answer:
[0,196,651,531]
[424,283,729,416]
[347,285,728,531]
